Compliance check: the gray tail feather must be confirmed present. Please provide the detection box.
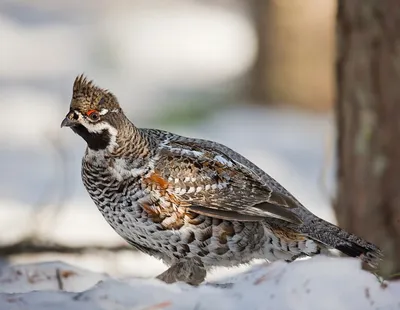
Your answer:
[304,219,383,268]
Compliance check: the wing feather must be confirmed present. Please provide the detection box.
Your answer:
[149,138,302,225]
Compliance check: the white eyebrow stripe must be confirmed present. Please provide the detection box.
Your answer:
[99,109,109,115]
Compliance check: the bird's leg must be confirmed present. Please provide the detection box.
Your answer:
[156,257,206,286]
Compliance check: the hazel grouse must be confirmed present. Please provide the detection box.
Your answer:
[61,75,382,285]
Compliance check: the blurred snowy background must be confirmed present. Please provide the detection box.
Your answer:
[0,0,337,280]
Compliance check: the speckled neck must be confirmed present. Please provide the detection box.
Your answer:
[111,117,151,159]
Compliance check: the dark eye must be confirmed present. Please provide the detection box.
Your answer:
[87,110,100,121]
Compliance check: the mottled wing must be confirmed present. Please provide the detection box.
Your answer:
[150,141,302,224]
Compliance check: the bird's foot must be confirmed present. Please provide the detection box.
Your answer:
[156,257,206,286]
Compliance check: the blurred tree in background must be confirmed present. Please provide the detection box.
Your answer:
[251,0,336,111]
[336,0,400,277]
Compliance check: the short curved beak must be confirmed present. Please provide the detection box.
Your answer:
[61,111,78,128]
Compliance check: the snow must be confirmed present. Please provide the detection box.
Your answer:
[0,261,107,294]
[0,257,399,310]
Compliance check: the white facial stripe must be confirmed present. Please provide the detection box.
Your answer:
[85,121,117,135]
[99,109,109,115]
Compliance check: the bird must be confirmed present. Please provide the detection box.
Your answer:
[61,75,382,285]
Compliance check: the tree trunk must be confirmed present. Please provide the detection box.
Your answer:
[336,0,400,277]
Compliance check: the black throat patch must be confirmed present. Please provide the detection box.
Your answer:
[71,124,111,151]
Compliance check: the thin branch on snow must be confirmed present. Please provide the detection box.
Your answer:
[0,239,135,257]
[56,268,64,290]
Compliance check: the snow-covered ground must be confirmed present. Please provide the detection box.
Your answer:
[1,257,399,310]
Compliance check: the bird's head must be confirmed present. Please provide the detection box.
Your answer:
[61,75,124,151]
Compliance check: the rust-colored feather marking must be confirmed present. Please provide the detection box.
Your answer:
[144,173,190,207]
[144,173,169,193]
[141,173,191,230]
[143,201,187,230]
[140,201,162,218]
